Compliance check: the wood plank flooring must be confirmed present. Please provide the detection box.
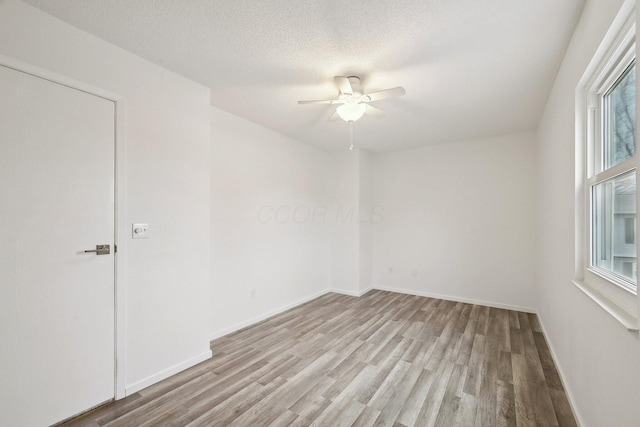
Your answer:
[62,290,577,427]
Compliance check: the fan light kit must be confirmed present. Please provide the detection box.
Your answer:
[299,76,405,150]
[336,103,367,122]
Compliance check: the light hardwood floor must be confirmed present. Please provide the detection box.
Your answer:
[62,290,577,426]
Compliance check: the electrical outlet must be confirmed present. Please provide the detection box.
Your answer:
[411,269,418,278]
[250,288,256,300]
[388,267,393,274]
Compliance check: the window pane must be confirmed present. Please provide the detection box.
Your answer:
[604,62,636,169]
[625,217,635,243]
[592,171,637,284]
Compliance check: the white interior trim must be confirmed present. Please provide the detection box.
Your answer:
[114,99,128,399]
[0,53,124,102]
[0,53,128,400]
[572,280,639,331]
[574,0,639,327]
[209,289,331,341]
[537,316,585,427]
[373,285,537,313]
[211,285,537,343]
[125,350,211,396]
[330,287,373,297]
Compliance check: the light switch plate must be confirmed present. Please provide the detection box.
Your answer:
[132,223,149,239]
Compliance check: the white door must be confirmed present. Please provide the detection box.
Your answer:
[0,65,115,426]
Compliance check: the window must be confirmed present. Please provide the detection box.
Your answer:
[622,260,635,278]
[591,171,636,287]
[603,62,636,169]
[575,2,638,330]
[625,216,635,243]
[586,37,637,293]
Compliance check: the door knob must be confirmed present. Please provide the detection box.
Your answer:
[84,244,110,255]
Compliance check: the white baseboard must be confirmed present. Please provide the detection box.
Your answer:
[372,285,537,313]
[209,289,331,341]
[123,287,538,401]
[210,285,534,343]
[536,316,584,427]
[125,349,212,396]
[330,287,373,297]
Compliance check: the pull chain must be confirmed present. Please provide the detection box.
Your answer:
[349,121,354,151]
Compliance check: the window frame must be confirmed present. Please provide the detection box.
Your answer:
[585,25,637,295]
[575,3,639,331]
[588,170,636,293]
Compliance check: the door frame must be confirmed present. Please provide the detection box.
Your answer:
[0,54,128,400]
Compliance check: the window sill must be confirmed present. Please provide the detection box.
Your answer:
[572,280,639,332]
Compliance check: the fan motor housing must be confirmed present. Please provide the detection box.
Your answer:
[347,76,363,96]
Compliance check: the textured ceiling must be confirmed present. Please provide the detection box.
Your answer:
[24,0,585,152]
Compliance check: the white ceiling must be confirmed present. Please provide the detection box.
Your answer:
[24,0,585,152]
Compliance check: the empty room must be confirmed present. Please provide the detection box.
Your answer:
[1,0,639,426]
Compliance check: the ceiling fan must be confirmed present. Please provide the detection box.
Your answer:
[298,76,405,123]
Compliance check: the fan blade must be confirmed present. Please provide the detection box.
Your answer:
[364,104,385,117]
[364,87,406,102]
[298,99,338,104]
[334,76,353,95]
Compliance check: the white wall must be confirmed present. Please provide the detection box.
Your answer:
[372,132,537,311]
[330,150,361,294]
[0,0,212,394]
[210,107,332,338]
[7,1,638,425]
[536,0,640,425]
[329,148,374,296]
[359,149,374,292]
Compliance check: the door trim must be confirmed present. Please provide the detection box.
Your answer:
[0,54,128,399]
